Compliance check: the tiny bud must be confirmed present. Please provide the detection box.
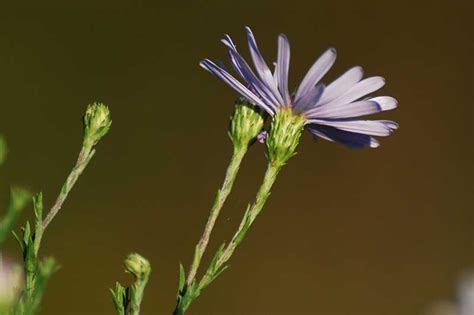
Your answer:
[0,260,23,310]
[228,99,265,150]
[83,102,112,147]
[266,108,306,166]
[124,253,151,281]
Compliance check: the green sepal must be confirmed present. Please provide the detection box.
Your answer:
[266,108,305,166]
[83,102,112,147]
[229,100,265,150]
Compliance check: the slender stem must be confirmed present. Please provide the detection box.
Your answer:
[129,278,149,315]
[186,146,247,285]
[42,144,95,230]
[215,163,281,271]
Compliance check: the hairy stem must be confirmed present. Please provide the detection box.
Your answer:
[215,163,281,276]
[186,146,247,285]
[42,145,95,231]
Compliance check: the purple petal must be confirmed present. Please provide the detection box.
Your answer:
[227,50,280,110]
[305,95,398,119]
[257,130,268,143]
[245,27,284,105]
[308,124,380,148]
[221,34,237,50]
[293,84,325,112]
[322,76,386,107]
[223,34,282,109]
[305,100,382,119]
[276,34,291,104]
[370,96,398,111]
[294,48,337,104]
[272,62,278,83]
[200,59,275,115]
[318,66,364,105]
[307,119,398,136]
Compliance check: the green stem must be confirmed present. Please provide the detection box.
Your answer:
[186,146,247,285]
[129,278,148,315]
[203,162,282,287]
[41,145,95,231]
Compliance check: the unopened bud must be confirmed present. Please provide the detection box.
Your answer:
[124,253,151,281]
[83,102,111,147]
[228,99,265,150]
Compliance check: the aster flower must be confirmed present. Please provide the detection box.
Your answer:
[200,26,398,149]
[175,27,400,315]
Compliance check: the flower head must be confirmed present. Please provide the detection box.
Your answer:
[200,27,398,151]
[83,102,112,147]
[229,98,265,150]
[124,253,151,281]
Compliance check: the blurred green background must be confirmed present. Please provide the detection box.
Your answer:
[0,1,472,314]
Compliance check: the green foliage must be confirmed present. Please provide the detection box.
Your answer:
[0,103,110,315]
[110,282,128,315]
[21,257,60,315]
[177,263,186,296]
[199,243,228,290]
[11,193,58,315]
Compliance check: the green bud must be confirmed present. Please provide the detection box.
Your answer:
[83,102,112,147]
[124,253,151,281]
[228,99,265,150]
[266,108,306,166]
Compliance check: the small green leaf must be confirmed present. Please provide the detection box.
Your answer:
[178,263,186,295]
[207,242,226,274]
[110,282,127,315]
[192,245,201,271]
[209,265,229,284]
[12,230,23,250]
[233,205,252,245]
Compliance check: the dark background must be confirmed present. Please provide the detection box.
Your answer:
[0,1,472,314]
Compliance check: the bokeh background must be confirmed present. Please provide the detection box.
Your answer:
[0,1,472,314]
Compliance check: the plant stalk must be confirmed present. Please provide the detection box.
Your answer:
[216,163,280,276]
[42,145,95,231]
[186,146,247,285]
